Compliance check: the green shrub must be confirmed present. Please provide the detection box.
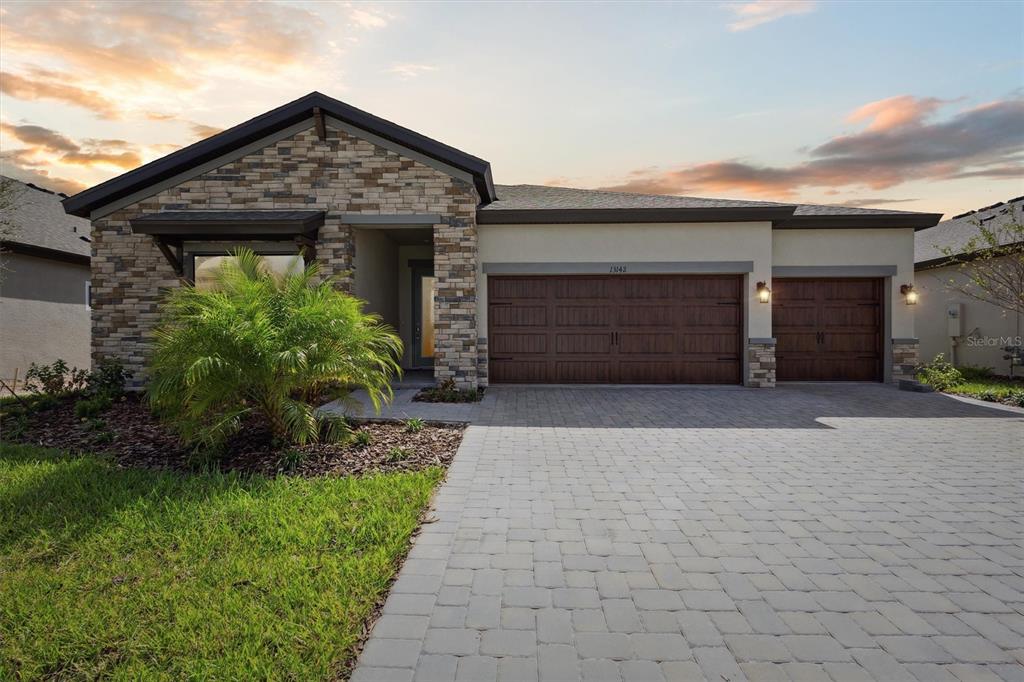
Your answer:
[24,359,88,396]
[917,354,963,392]
[957,365,995,381]
[1009,390,1024,407]
[405,417,425,433]
[978,389,1000,403]
[86,358,127,398]
[414,378,484,403]
[387,447,412,462]
[74,394,112,419]
[147,249,402,450]
[92,431,115,445]
[354,430,373,447]
[277,449,306,473]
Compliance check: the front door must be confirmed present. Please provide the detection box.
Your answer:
[411,264,436,369]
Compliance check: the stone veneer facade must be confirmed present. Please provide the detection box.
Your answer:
[746,340,777,388]
[90,125,481,390]
[891,339,920,383]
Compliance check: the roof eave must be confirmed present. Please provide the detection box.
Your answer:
[1,240,90,265]
[476,206,798,225]
[776,213,944,230]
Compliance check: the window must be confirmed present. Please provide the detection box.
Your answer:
[190,253,304,290]
[85,281,92,308]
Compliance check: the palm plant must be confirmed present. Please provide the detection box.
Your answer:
[148,248,402,449]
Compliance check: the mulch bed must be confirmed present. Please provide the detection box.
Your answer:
[1,393,464,477]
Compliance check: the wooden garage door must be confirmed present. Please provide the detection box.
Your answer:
[773,278,883,381]
[488,275,742,384]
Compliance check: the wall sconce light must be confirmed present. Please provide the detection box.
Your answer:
[900,284,918,305]
[756,281,771,304]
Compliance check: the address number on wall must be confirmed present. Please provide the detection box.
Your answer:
[609,265,627,273]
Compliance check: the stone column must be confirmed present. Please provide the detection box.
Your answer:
[747,339,777,388]
[891,338,919,383]
[433,217,478,390]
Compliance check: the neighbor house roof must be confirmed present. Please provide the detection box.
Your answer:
[915,197,1024,269]
[1,176,91,264]
[62,92,496,218]
[480,184,943,229]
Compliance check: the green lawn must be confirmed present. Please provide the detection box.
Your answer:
[945,376,1024,405]
[0,442,442,680]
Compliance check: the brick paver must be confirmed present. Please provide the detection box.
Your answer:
[352,384,1024,681]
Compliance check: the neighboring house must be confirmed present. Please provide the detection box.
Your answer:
[915,197,1023,374]
[61,92,941,390]
[1,177,92,386]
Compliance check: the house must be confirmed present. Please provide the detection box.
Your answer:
[915,197,1023,374]
[61,92,942,390]
[1,176,92,386]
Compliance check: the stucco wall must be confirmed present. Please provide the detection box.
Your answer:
[916,257,1023,372]
[353,229,399,331]
[0,252,91,382]
[90,123,480,388]
[772,228,917,339]
[477,222,774,338]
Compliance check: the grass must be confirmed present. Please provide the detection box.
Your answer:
[0,442,443,680]
[949,376,1023,401]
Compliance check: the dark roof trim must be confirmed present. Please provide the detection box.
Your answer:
[1,240,90,266]
[477,206,799,225]
[915,240,1024,271]
[775,213,942,230]
[63,92,495,218]
[130,210,324,239]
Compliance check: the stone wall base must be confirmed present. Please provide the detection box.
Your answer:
[892,339,919,383]
[747,339,776,388]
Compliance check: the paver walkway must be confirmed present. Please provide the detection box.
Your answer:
[352,384,1024,682]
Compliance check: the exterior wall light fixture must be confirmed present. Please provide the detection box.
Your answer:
[756,281,771,304]
[900,284,918,305]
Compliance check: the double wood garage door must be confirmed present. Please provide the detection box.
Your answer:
[488,275,742,384]
[487,275,884,384]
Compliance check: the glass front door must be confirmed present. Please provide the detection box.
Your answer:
[412,266,436,368]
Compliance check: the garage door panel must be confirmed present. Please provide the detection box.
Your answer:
[490,277,548,299]
[557,361,610,383]
[619,332,675,354]
[774,280,818,301]
[820,304,879,327]
[490,360,548,383]
[491,305,547,327]
[555,278,609,299]
[555,333,612,354]
[820,359,880,382]
[824,332,879,353]
[555,305,611,327]
[778,332,820,353]
[822,279,878,300]
[489,274,742,384]
[773,305,817,328]
[619,306,675,327]
[777,358,816,381]
[491,333,547,355]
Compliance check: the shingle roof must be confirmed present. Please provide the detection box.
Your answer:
[1,176,91,259]
[481,184,942,228]
[915,197,1024,267]
[488,184,792,210]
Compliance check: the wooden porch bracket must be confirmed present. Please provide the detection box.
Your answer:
[294,234,317,262]
[313,106,326,141]
[152,236,184,276]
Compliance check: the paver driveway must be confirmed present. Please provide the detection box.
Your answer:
[352,384,1024,682]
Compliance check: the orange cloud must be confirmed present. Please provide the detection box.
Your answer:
[0,69,123,119]
[727,0,816,31]
[0,162,87,196]
[1,122,143,170]
[600,96,1024,198]
[847,95,946,132]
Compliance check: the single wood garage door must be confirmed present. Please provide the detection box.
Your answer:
[488,274,742,384]
[773,278,883,381]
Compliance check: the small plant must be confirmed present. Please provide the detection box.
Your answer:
[92,431,115,445]
[414,378,485,404]
[917,354,963,392]
[277,449,306,473]
[5,413,28,439]
[405,417,424,433]
[74,394,113,419]
[1009,389,1024,407]
[24,359,89,396]
[86,418,107,432]
[386,447,413,463]
[86,358,127,398]
[353,430,373,447]
[978,389,1000,403]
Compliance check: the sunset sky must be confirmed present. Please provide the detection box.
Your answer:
[1,0,1022,218]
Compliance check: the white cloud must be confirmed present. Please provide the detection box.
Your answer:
[388,63,438,79]
[727,0,816,31]
[349,6,389,29]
